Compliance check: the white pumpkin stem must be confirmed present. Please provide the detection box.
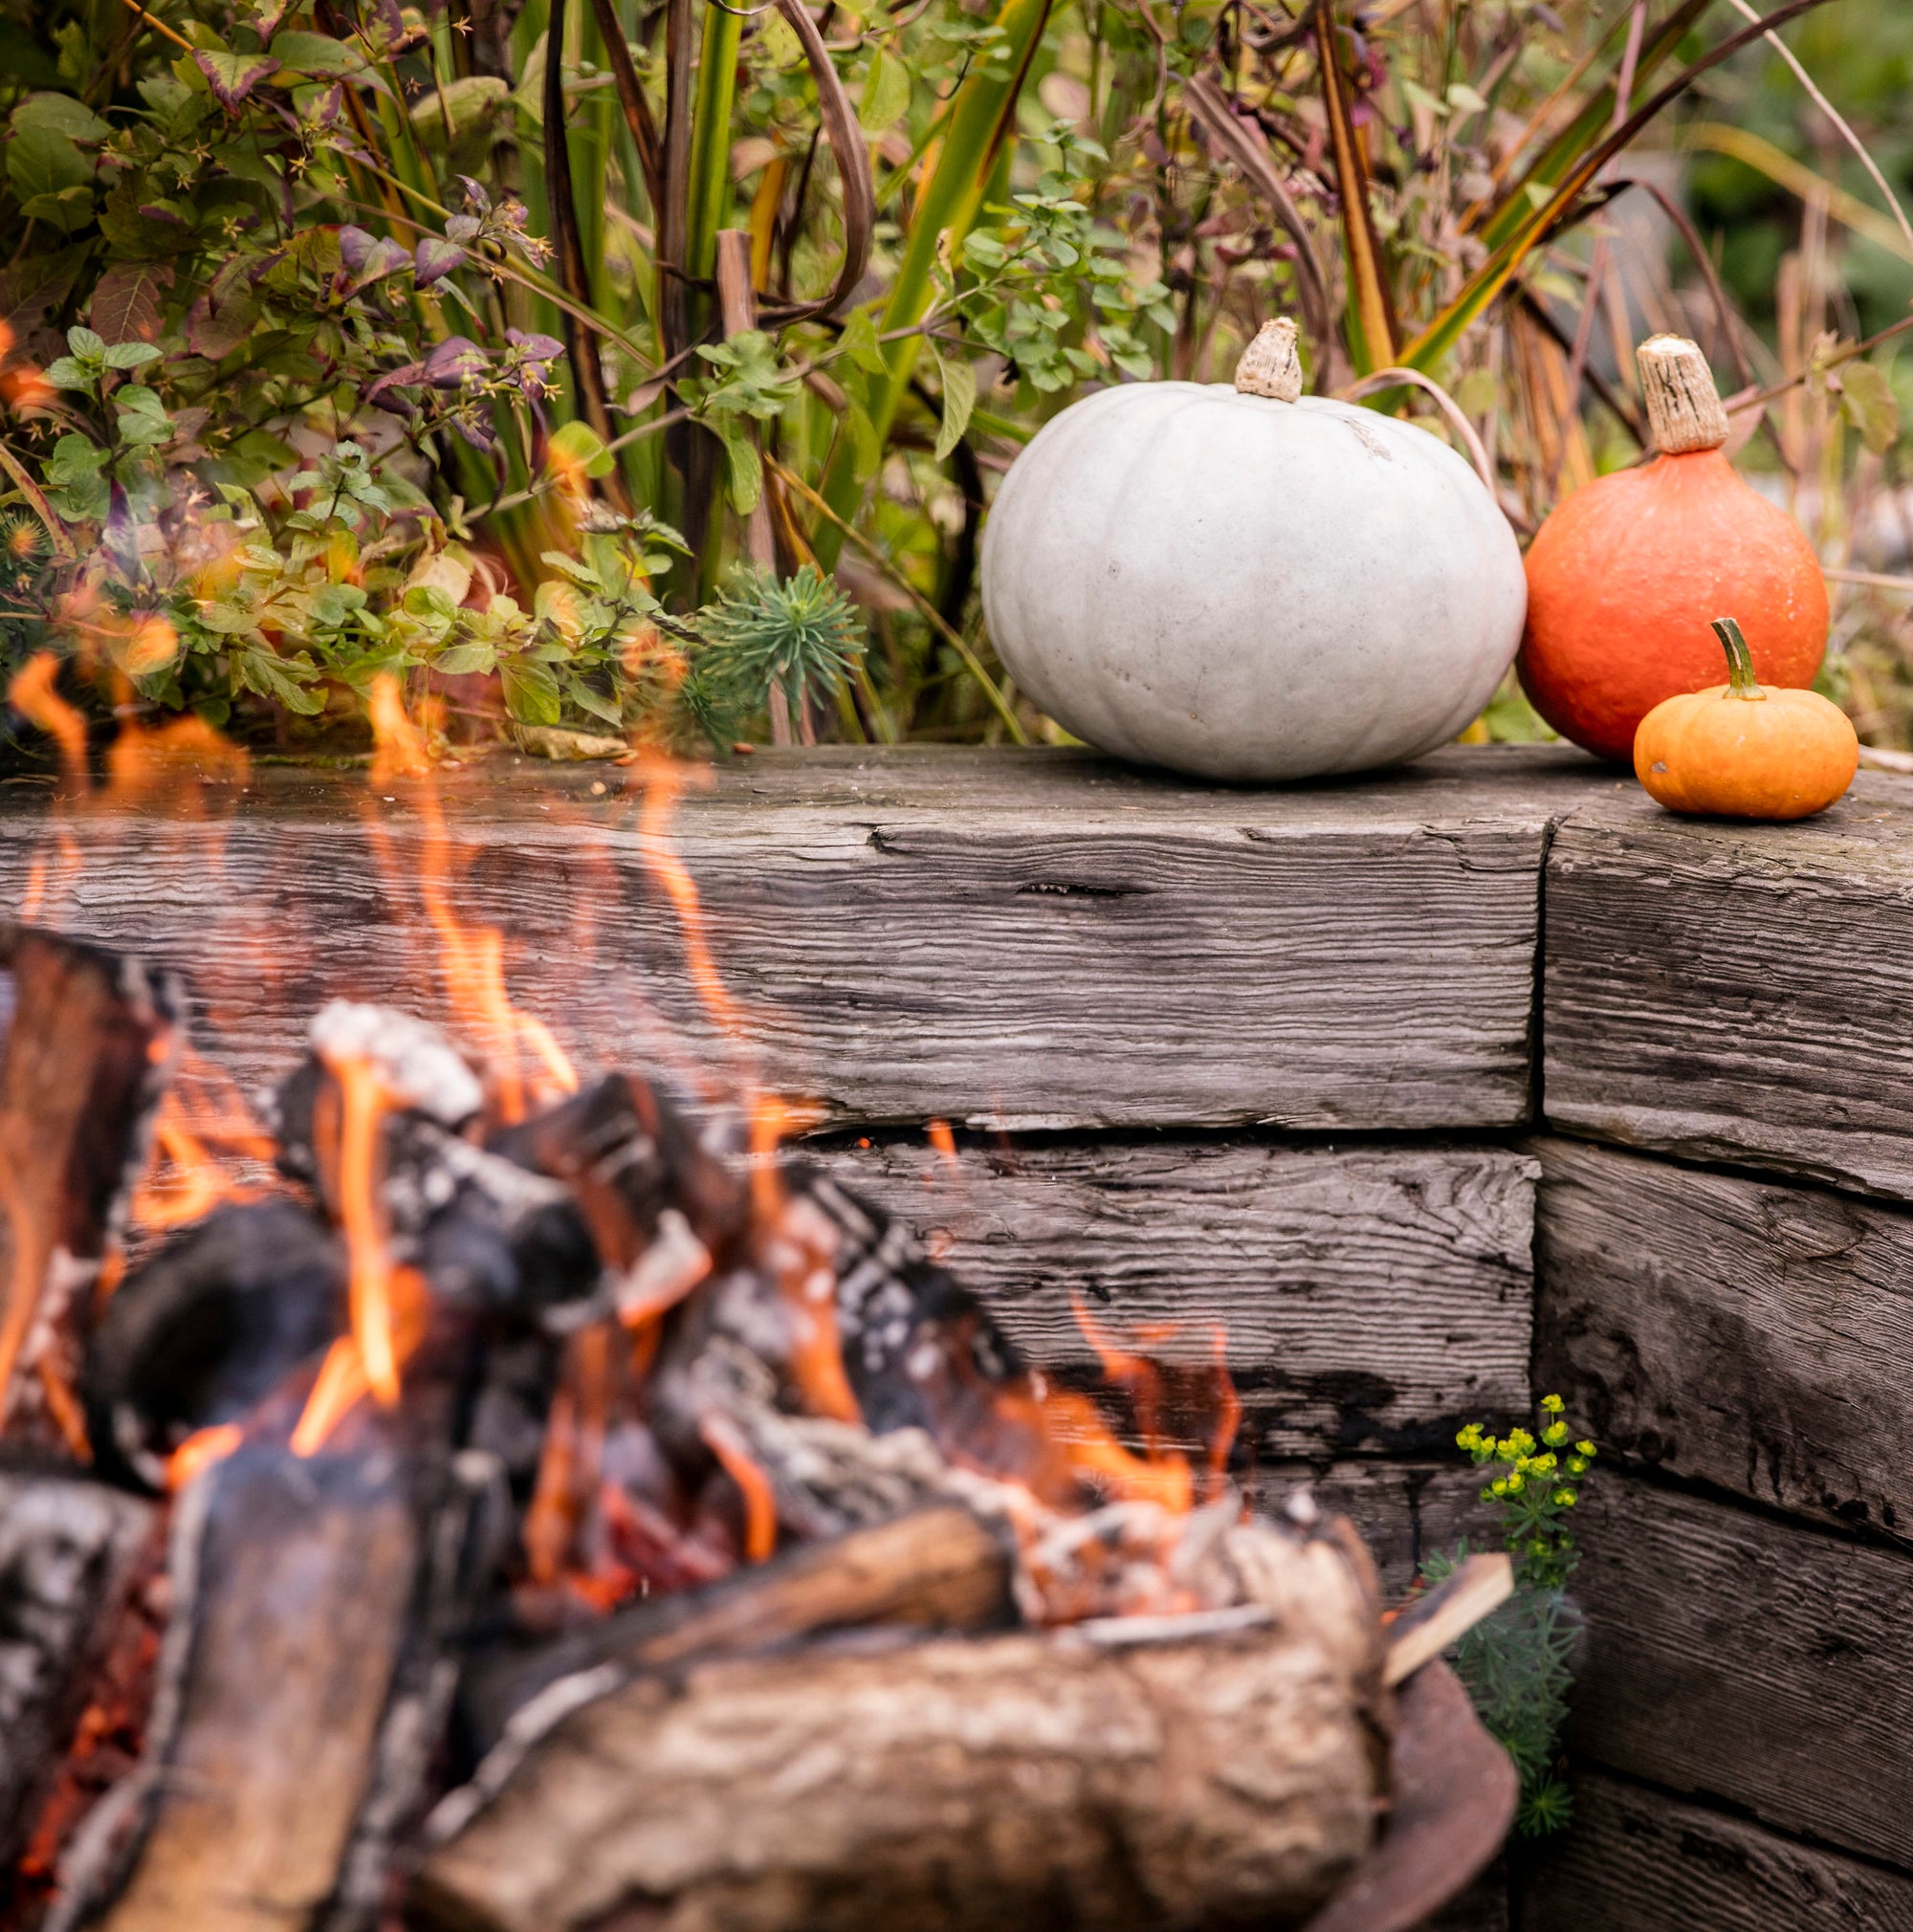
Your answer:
[1638,336,1729,454]
[1235,319,1303,403]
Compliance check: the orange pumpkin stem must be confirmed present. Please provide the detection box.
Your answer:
[1709,617,1766,702]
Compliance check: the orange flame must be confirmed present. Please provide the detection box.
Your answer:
[165,1420,244,1492]
[365,675,578,1123]
[8,654,87,786]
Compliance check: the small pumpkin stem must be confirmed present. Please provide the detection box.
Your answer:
[1711,617,1767,701]
[1638,336,1730,454]
[1235,318,1303,403]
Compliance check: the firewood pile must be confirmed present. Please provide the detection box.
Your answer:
[0,918,1516,1932]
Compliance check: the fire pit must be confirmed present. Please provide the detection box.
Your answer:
[0,710,1515,1932]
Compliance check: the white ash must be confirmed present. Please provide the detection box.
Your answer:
[309,999,484,1126]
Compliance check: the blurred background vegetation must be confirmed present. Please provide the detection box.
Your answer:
[1,0,1910,757]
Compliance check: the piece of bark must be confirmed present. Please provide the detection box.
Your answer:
[1300,1660,1516,1932]
[816,1139,1537,1458]
[64,1443,495,1932]
[0,1473,155,1871]
[1563,1476,1913,1873]
[412,1619,1378,1932]
[0,925,180,1449]
[458,1502,1017,1763]
[0,744,1592,1133]
[1515,1767,1913,1931]
[1533,1134,1913,1540]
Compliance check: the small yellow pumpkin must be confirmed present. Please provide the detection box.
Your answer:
[1633,617,1857,821]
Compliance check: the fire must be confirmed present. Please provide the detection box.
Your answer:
[365,674,578,1124]
[131,1056,275,1234]
[8,653,87,785]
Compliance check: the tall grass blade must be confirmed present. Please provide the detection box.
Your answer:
[811,0,1053,563]
[1403,0,1840,375]
[1316,4,1396,375]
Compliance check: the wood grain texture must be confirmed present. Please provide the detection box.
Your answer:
[1534,1135,1913,1539]
[1249,1462,1498,1599]
[1564,1477,1913,1870]
[815,1139,1536,1459]
[1544,771,1913,1199]
[0,744,1593,1132]
[1517,1769,1913,1931]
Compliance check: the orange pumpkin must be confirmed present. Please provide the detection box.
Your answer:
[1634,617,1857,821]
[1519,336,1827,761]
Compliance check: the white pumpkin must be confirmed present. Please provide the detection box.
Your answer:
[980,320,1528,781]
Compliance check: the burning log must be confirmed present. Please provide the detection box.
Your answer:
[53,1443,498,1932]
[459,1501,1018,1754]
[413,1510,1388,1932]
[0,1474,155,1875]
[84,1201,346,1491]
[0,926,180,1454]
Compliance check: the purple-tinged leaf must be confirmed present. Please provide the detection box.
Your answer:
[363,363,425,415]
[413,237,466,287]
[506,329,563,362]
[339,226,412,287]
[455,174,491,214]
[445,214,481,245]
[422,336,488,388]
[194,50,281,110]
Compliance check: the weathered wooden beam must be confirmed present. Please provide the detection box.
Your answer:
[817,1140,1536,1459]
[1534,1135,1913,1540]
[1248,1461,1497,1598]
[1517,1767,1913,1931]
[1563,1476,1913,1872]
[1544,773,1913,1200]
[0,1473,154,1871]
[0,745,1591,1133]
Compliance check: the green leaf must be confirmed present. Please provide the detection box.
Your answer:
[566,676,625,727]
[930,348,976,461]
[858,48,911,132]
[43,355,91,390]
[12,94,109,143]
[547,419,615,480]
[45,433,107,486]
[840,305,889,377]
[115,385,174,447]
[715,418,762,516]
[499,656,561,725]
[7,122,92,209]
[1838,360,1901,456]
[104,340,163,370]
[67,326,106,362]
[236,647,325,714]
[266,30,359,74]
[433,641,498,677]
[193,50,280,110]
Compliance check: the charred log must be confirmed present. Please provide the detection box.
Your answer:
[458,1501,1018,1757]
[85,1201,346,1493]
[0,1474,155,1877]
[0,927,180,1454]
[53,1443,497,1932]
[488,1074,749,1284]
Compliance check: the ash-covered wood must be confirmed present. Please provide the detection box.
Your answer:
[58,1444,495,1932]
[459,1502,1017,1755]
[0,925,180,1452]
[0,1474,154,1874]
[84,1201,346,1492]
[488,1072,748,1283]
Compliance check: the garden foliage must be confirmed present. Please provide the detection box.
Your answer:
[0,0,1907,749]
[1421,1394,1597,1837]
